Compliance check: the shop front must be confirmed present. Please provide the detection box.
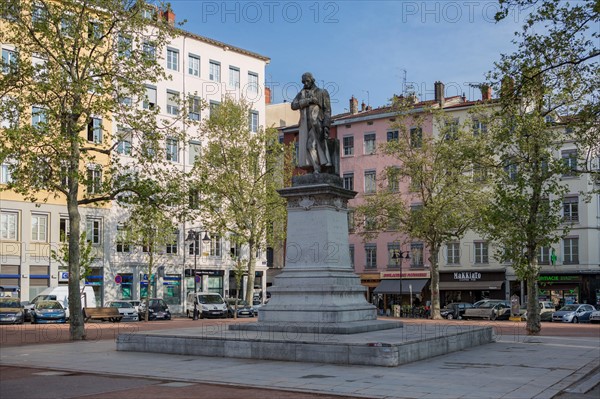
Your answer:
[373,271,430,315]
[359,272,382,303]
[439,271,506,306]
[536,274,593,308]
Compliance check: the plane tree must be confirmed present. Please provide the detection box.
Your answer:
[0,0,182,340]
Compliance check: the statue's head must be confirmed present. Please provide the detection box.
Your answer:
[301,72,315,89]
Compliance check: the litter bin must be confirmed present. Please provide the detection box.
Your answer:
[393,304,400,318]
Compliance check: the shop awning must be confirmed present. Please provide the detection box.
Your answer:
[439,281,504,291]
[373,279,429,294]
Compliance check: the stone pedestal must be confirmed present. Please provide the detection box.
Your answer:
[231,174,401,334]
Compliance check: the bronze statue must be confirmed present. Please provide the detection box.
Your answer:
[291,73,334,174]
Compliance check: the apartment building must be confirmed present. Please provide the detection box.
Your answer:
[0,5,270,313]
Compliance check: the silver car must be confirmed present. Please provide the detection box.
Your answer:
[463,300,511,321]
[106,301,139,322]
[551,304,595,323]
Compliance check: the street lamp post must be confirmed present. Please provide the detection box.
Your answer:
[185,229,210,320]
[392,249,410,317]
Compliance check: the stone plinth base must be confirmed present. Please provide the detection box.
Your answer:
[229,319,402,334]
[117,323,494,367]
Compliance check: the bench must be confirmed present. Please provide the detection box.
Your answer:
[83,307,123,322]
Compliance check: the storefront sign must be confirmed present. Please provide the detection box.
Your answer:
[380,271,430,279]
[539,275,580,282]
[453,272,481,281]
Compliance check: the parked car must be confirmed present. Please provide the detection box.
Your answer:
[31,300,67,324]
[463,300,511,320]
[551,304,596,323]
[138,298,171,321]
[23,286,96,320]
[519,301,555,321]
[589,309,600,324]
[185,292,227,319]
[440,302,474,320]
[0,297,25,324]
[105,301,139,322]
[226,299,255,318]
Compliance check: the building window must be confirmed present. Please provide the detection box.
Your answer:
[410,127,422,148]
[445,118,460,140]
[0,211,17,240]
[563,196,579,223]
[31,214,48,242]
[189,141,201,164]
[472,119,487,135]
[365,244,377,269]
[561,149,578,176]
[349,244,354,268]
[209,101,220,117]
[364,216,377,231]
[248,72,259,95]
[189,188,199,209]
[166,138,179,162]
[410,243,424,267]
[165,230,178,254]
[189,96,201,120]
[166,48,179,71]
[504,160,518,181]
[209,234,221,257]
[387,243,400,267]
[1,48,17,74]
[387,130,399,142]
[142,41,156,60]
[87,117,102,143]
[343,136,354,156]
[229,66,240,89]
[188,54,200,76]
[117,34,132,58]
[116,224,130,253]
[537,246,550,265]
[209,61,220,81]
[343,173,354,191]
[86,218,102,245]
[59,217,69,242]
[143,86,157,110]
[364,133,376,155]
[166,90,179,115]
[1,162,13,184]
[563,237,579,264]
[32,106,47,127]
[364,170,376,193]
[249,111,259,133]
[347,209,355,232]
[86,166,102,194]
[474,242,489,264]
[387,167,400,192]
[88,20,102,40]
[447,242,460,264]
[116,127,132,155]
[1,97,18,128]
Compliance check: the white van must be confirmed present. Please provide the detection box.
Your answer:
[25,286,96,320]
[185,292,227,319]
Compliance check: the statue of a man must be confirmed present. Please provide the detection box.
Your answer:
[291,72,332,174]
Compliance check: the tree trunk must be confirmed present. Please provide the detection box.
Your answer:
[245,240,256,304]
[429,245,442,320]
[144,243,153,322]
[526,273,541,335]
[67,197,85,340]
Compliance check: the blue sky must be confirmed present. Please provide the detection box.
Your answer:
[169,1,524,114]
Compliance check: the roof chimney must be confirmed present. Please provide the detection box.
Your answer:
[264,86,271,104]
[161,8,175,26]
[349,96,358,114]
[481,85,492,101]
[361,101,366,112]
[434,81,445,107]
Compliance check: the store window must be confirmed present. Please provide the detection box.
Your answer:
[163,274,181,305]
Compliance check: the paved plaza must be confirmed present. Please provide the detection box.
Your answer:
[1,324,599,399]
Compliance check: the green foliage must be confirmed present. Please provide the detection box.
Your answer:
[192,96,292,303]
[0,0,183,340]
[483,0,599,335]
[50,231,93,279]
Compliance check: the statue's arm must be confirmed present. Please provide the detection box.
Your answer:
[291,91,308,110]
